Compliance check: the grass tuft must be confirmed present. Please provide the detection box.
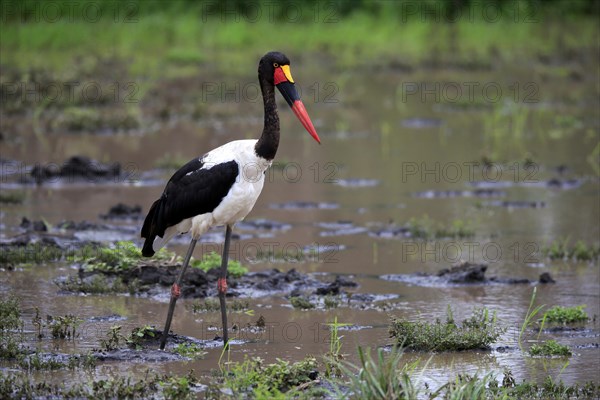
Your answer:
[529,340,572,357]
[542,305,589,324]
[389,307,504,351]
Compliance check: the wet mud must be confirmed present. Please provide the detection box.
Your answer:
[381,262,555,287]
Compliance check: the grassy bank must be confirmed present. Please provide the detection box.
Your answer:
[1,0,598,78]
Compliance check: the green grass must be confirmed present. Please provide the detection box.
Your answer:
[1,1,597,78]
[529,340,572,357]
[0,296,23,359]
[189,298,250,313]
[0,243,78,266]
[542,305,589,324]
[173,343,207,359]
[406,215,475,240]
[290,296,315,310]
[543,238,600,261]
[0,191,25,204]
[389,307,505,351]
[331,346,420,399]
[218,355,319,398]
[191,251,248,278]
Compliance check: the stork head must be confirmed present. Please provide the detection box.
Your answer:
[259,51,321,144]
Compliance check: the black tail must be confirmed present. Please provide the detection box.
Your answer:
[141,198,163,257]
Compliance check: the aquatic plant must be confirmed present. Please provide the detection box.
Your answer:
[0,296,24,359]
[173,343,207,359]
[324,317,352,378]
[219,356,319,397]
[0,370,199,399]
[47,314,82,340]
[56,274,129,294]
[0,191,25,204]
[529,340,572,357]
[0,243,67,266]
[519,287,546,351]
[389,307,505,351]
[405,215,475,240]
[329,346,420,400]
[290,296,316,310]
[543,238,600,261]
[100,325,125,351]
[542,305,589,324]
[191,251,247,278]
[126,325,157,349]
[189,298,250,314]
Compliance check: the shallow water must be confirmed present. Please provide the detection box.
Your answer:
[1,61,599,390]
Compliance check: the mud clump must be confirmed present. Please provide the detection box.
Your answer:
[382,261,555,287]
[436,262,487,283]
[19,217,48,232]
[28,156,121,184]
[100,203,143,220]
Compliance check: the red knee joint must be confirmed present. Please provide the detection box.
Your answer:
[171,283,181,298]
[217,277,227,294]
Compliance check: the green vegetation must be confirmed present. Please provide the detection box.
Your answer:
[0,370,200,399]
[323,295,340,309]
[126,325,157,349]
[0,191,25,204]
[406,216,475,240]
[0,296,23,359]
[290,296,315,310]
[19,352,96,371]
[389,307,505,351]
[529,340,572,357]
[218,356,319,398]
[331,346,419,399]
[542,305,589,324]
[324,317,352,378]
[519,287,546,350]
[100,325,125,351]
[47,314,83,340]
[543,239,600,261]
[56,274,131,294]
[191,251,248,278]
[0,243,74,266]
[173,343,207,359]
[1,0,598,78]
[74,242,247,277]
[77,241,146,273]
[1,295,599,399]
[189,298,250,313]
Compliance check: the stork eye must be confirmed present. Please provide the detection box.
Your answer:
[273,63,279,68]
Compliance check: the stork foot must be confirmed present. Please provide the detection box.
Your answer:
[171,283,181,298]
[217,277,227,294]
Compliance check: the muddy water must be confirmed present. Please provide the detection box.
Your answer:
[1,63,599,390]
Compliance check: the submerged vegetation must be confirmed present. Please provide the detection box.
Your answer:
[389,307,505,351]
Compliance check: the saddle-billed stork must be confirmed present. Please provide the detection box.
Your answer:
[141,51,321,349]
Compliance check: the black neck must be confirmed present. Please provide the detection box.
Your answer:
[254,72,280,160]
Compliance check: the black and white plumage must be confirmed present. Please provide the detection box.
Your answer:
[141,51,320,349]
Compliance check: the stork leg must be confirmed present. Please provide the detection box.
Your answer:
[159,238,197,350]
[218,225,232,347]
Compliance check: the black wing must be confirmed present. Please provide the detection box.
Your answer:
[141,157,239,256]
